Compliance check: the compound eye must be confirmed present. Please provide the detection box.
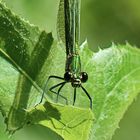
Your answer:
[64,71,72,82]
[81,72,88,83]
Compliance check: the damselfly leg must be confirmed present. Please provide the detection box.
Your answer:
[73,88,76,105]
[39,74,92,109]
[81,86,92,109]
[49,81,67,104]
[39,75,64,104]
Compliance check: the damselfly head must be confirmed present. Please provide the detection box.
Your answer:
[71,78,81,88]
[64,71,88,88]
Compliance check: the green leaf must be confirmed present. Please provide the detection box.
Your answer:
[27,102,94,140]
[80,42,140,140]
[1,2,140,140]
[25,41,140,140]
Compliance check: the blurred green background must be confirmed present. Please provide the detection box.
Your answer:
[1,0,140,140]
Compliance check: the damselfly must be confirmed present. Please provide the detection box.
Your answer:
[41,0,92,109]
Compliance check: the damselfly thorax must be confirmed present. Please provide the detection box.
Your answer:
[65,53,88,88]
